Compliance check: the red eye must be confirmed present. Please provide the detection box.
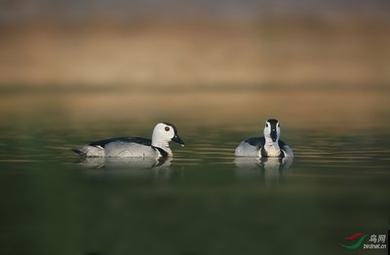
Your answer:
[165,126,170,132]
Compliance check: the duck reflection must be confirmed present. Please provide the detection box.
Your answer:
[234,157,293,184]
[77,156,174,179]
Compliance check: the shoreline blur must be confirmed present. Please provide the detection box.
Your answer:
[1,18,389,88]
[1,89,389,132]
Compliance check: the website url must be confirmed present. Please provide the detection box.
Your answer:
[363,244,387,249]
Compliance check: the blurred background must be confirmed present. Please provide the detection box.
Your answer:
[0,0,389,88]
[1,0,390,130]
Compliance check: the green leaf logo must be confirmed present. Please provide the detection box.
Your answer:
[341,234,368,250]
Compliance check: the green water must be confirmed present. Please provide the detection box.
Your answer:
[0,89,389,255]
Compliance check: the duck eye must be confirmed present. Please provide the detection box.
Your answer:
[165,126,170,132]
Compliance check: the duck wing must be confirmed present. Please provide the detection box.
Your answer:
[278,140,294,158]
[245,137,265,149]
[89,137,152,148]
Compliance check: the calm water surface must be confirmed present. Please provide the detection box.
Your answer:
[0,89,389,255]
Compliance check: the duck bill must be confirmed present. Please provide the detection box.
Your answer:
[172,135,185,147]
[271,130,277,142]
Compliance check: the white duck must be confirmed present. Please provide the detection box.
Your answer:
[73,122,184,159]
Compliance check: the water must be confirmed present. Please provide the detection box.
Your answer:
[0,89,389,255]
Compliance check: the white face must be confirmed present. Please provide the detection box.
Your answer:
[263,120,280,142]
[154,123,175,141]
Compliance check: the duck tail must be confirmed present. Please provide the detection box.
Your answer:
[72,145,105,157]
[72,148,86,156]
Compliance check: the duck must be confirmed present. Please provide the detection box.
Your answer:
[72,122,184,158]
[235,119,293,158]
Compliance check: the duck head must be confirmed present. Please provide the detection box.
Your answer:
[263,119,280,143]
[152,122,184,149]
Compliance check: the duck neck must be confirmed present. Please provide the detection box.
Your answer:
[265,136,278,146]
[263,136,282,157]
[152,139,172,156]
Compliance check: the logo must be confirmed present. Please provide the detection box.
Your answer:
[341,232,368,250]
[340,232,387,251]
